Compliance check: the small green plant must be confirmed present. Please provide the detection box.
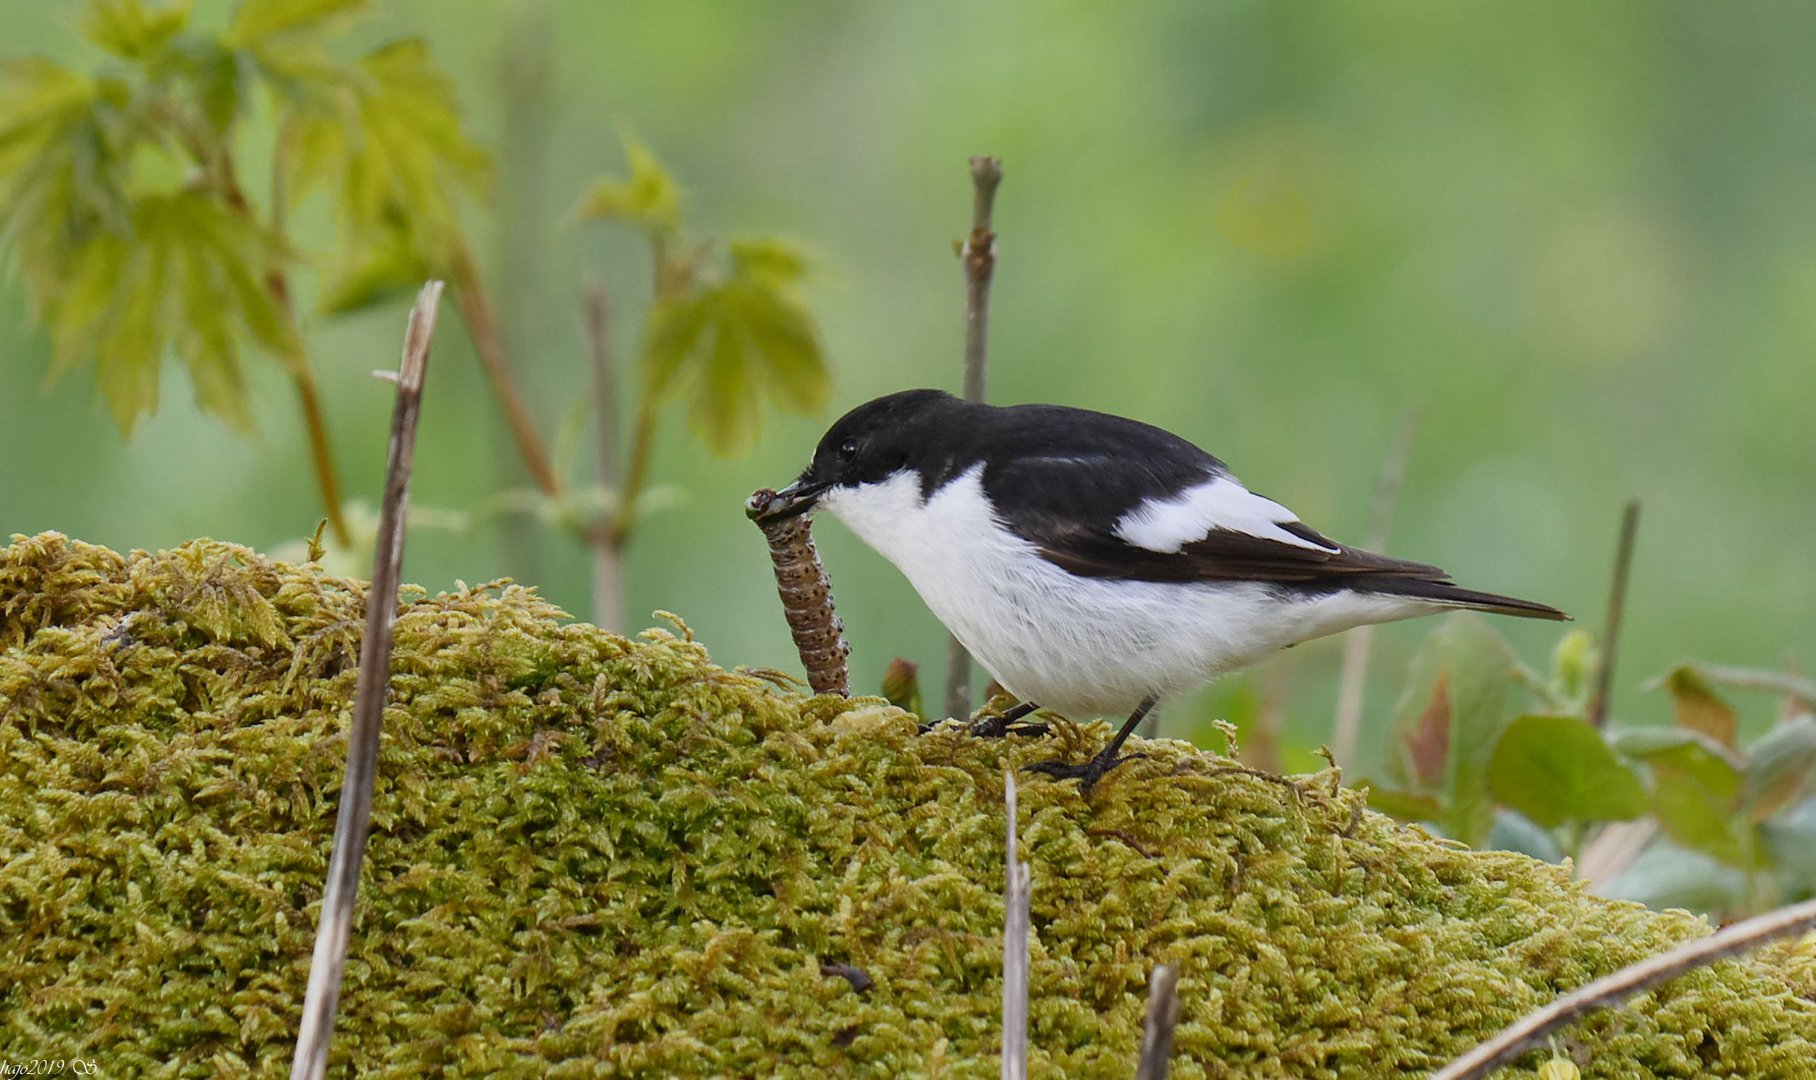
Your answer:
[571,138,828,627]
[0,3,830,628]
[0,0,490,545]
[1362,616,1816,918]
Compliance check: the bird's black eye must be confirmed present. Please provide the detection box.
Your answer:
[837,438,859,462]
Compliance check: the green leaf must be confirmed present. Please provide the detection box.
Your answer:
[1390,613,1519,847]
[164,34,244,137]
[574,136,680,235]
[0,59,133,296]
[1741,714,1816,821]
[82,0,191,60]
[1649,662,1816,711]
[1614,725,1756,868]
[642,292,714,400]
[687,316,761,456]
[730,236,808,283]
[1609,726,1745,801]
[92,223,167,432]
[226,0,368,47]
[1486,808,1565,862]
[316,214,429,316]
[638,247,829,456]
[1357,782,1441,823]
[1601,842,1747,917]
[271,37,488,273]
[1654,664,1740,748]
[1760,800,1816,892]
[1651,766,1757,868]
[725,269,828,413]
[43,190,293,434]
[1389,671,1450,791]
[1488,714,1647,828]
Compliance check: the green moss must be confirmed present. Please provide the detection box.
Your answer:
[2,533,1812,1077]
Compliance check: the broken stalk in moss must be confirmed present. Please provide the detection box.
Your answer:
[1136,964,1182,1080]
[292,281,444,1080]
[1001,767,1031,1079]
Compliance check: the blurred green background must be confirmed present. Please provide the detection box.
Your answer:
[4,1,1812,779]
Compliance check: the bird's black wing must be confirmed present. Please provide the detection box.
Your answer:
[991,460,1446,584]
[974,404,1449,585]
[972,404,1566,619]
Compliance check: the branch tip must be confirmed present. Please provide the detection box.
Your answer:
[1433,896,1816,1080]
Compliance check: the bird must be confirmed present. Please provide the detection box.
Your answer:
[755,388,1566,789]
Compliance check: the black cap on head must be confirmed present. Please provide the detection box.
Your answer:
[755,389,967,520]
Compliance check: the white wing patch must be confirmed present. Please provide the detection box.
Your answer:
[1113,475,1339,555]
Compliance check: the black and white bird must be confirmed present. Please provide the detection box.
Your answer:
[757,389,1566,788]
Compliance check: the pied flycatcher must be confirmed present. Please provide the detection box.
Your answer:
[757,389,1565,788]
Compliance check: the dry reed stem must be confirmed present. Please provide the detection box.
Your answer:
[291,281,444,1080]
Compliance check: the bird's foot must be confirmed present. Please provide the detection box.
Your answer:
[969,713,1011,738]
[968,714,1050,739]
[1025,749,1146,792]
[968,700,1045,739]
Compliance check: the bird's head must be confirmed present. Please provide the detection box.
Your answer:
[753,388,961,521]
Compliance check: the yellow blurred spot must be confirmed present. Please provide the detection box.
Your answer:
[1214,124,1333,263]
[1531,205,1684,368]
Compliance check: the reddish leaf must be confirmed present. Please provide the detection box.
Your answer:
[1660,666,1738,748]
[1402,673,1450,790]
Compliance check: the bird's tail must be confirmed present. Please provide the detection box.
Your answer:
[1350,576,1569,621]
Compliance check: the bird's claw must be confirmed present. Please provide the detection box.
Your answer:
[969,714,1050,739]
[1025,750,1147,792]
[969,714,1010,738]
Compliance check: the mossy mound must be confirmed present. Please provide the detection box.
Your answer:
[2,533,1813,1078]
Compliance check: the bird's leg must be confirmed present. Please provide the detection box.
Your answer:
[1026,694,1157,791]
[969,699,1045,738]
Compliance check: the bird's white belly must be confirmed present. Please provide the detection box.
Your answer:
[820,468,1421,718]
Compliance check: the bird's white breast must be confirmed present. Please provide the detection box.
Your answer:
[819,467,1421,718]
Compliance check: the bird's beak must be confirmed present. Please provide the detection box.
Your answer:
[748,477,831,522]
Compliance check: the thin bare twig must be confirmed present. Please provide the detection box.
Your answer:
[1588,500,1641,728]
[945,155,1003,722]
[213,147,351,548]
[604,231,685,554]
[1002,766,1031,1080]
[584,283,624,630]
[290,367,351,547]
[1135,964,1181,1080]
[290,281,444,1080]
[609,402,658,549]
[963,157,1003,402]
[448,244,563,499]
[1331,408,1420,764]
[1431,895,1816,1080]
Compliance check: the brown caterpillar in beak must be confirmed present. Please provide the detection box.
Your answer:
[746,488,850,696]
